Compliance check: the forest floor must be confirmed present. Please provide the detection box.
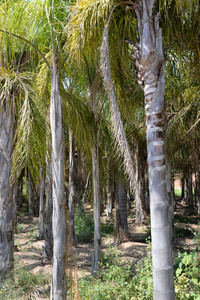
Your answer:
[11,198,199,299]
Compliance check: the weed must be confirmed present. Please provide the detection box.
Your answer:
[0,266,50,299]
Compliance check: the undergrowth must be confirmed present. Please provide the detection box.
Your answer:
[75,210,113,243]
[0,266,50,299]
[78,233,200,300]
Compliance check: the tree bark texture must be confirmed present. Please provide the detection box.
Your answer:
[114,179,128,244]
[38,169,45,239]
[28,171,34,217]
[181,176,185,200]
[92,143,101,274]
[106,168,112,218]
[68,129,77,246]
[0,95,14,281]
[43,157,53,262]
[50,58,66,300]
[13,183,18,234]
[166,159,174,244]
[135,143,144,224]
[135,1,175,299]
[17,172,23,208]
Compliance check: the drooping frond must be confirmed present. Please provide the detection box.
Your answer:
[62,87,93,153]
[5,70,48,183]
[100,4,136,187]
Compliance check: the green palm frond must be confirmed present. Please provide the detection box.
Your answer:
[6,70,48,183]
[62,87,93,152]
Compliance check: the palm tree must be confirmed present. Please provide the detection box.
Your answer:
[0,71,14,281]
[0,0,69,296]
[68,0,200,298]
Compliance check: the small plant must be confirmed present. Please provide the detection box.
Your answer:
[74,210,94,243]
[17,223,23,231]
[101,220,114,236]
[174,226,192,238]
[174,250,200,299]
[0,266,50,299]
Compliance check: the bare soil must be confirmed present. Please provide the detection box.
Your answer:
[14,200,199,299]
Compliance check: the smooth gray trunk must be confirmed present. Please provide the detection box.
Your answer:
[13,184,18,233]
[38,169,45,239]
[92,143,101,275]
[50,56,66,300]
[17,172,23,208]
[135,2,175,298]
[0,95,14,281]
[28,171,34,217]
[181,176,185,200]
[166,159,174,244]
[135,143,144,224]
[114,179,128,244]
[76,150,83,207]
[106,170,112,218]
[68,129,77,246]
[43,157,53,262]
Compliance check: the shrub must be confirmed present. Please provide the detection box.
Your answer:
[78,235,200,300]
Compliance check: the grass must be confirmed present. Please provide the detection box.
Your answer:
[77,237,200,300]
[0,266,50,300]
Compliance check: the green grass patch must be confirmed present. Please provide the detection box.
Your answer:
[78,236,200,300]
[0,266,50,299]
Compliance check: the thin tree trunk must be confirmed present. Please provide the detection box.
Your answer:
[68,129,77,246]
[114,179,128,244]
[28,171,34,217]
[38,169,45,239]
[13,183,18,234]
[181,176,185,200]
[17,172,23,209]
[135,2,175,298]
[188,171,193,208]
[42,157,53,263]
[166,158,174,244]
[92,143,101,275]
[50,55,66,300]
[0,95,14,281]
[76,149,83,208]
[135,143,144,224]
[106,168,112,218]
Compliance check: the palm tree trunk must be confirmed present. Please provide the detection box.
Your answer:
[50,56,66,300]
[92,142,101,275]
[68,129,77,246]
[135,2,175,298]
[0,95,14,281]
[181,176,185,200]
[43,157,53,262]
[17,172,23,209]
[28,171,34,217]
[38,169,45,239]
[106,168,112,218]
[135,142,144,224]
[13,183,18,233]
[114,179,128,244]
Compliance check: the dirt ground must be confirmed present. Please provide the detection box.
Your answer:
[14,199,199,299]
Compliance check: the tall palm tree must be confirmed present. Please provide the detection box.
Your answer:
[0,0,69,297]
[68,0,200,298]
